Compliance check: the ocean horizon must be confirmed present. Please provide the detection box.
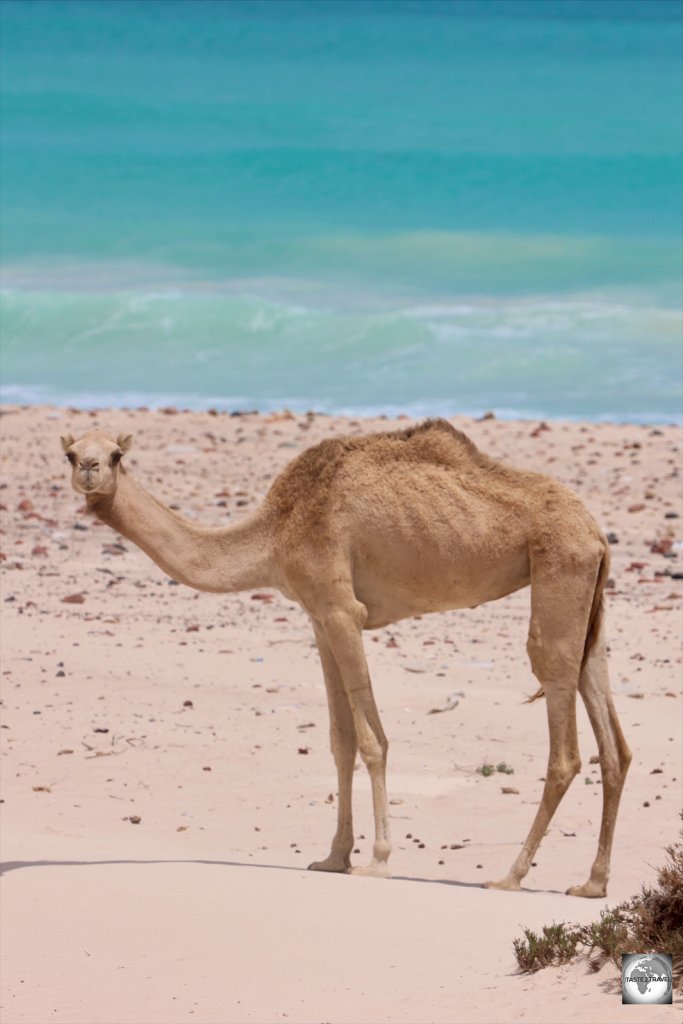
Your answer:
[1,0,681,423]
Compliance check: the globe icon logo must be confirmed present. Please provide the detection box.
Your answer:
[622,954,673,1005]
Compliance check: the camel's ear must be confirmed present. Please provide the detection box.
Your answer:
[60,434,75,453]
[117,433,133,454]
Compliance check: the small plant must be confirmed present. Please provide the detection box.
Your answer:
[513,923,582,972]
[477,761,514,777]
[582,911,630,969]
[513,830,683,989]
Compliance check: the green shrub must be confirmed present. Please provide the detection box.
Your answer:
[513,923,582,972]
[477,761,514,777]
[513,832,683,989]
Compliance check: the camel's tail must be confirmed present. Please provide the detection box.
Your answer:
[524,539,610,705]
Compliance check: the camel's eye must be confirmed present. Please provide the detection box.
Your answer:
[110,450,123,466]
[66,452,76,466]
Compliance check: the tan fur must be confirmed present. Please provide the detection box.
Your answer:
[62,418,630,896]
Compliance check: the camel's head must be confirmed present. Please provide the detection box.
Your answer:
[60,429,133,496]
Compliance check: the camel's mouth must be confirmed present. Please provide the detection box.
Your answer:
[76,476,101,494]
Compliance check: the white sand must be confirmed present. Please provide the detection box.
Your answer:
[1,406,681,1023]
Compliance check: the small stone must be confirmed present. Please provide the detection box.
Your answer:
[102,542,127,555]
[129,815,142,824]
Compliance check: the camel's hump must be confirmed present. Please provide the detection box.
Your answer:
[265,418,490,515]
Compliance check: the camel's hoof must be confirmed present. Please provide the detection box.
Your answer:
[349,862,392,879]
[482,877,521,892]
[308,858,349,873]
[566,881,606,898]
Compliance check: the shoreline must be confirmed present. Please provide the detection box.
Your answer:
[2,401,682,428]
[1,404,681,1023]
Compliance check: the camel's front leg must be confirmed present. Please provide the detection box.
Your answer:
[316,606,392,878]
[308,623,357,873]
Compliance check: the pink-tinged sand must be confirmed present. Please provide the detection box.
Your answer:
[1,405,681,1023]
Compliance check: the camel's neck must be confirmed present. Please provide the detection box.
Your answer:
[87,471,276,594]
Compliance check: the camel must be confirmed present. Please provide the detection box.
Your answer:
[61,419,631,897]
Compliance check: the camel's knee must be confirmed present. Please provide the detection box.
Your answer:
[620,743,633,773]
[547,757,581,792]
[600,745,631,788]
[357,730,388,770]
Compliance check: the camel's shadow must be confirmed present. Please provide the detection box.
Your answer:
[0,857,564,893]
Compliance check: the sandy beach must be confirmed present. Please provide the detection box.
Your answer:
[1,404,681,1024]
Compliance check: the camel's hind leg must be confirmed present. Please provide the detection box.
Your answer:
[484,681,582,892]
[567,623,631,897]
[484,561,595,893]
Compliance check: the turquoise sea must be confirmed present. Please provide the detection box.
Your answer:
[1,0,681,421]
